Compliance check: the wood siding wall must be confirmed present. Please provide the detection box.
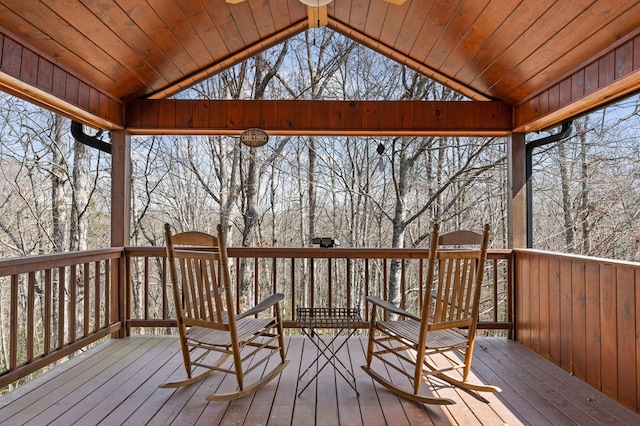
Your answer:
[514,30,640,132]
[515,249,640,414]
[0,31,123,129]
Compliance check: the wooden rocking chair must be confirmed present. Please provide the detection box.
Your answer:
[361,223,501,405]
[161,223,289,401]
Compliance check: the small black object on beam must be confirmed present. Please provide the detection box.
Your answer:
[312,237,340,248]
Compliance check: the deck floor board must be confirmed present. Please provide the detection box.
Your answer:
[1,335,639,425]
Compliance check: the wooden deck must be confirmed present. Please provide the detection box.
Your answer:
[1,335,639,426]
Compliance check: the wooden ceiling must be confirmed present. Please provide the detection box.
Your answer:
[0,0,639,134]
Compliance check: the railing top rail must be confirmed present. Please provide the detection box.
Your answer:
[0,246,511,277]
[514,248,640,268]
[124,246,512,260]
[0,247,123,275]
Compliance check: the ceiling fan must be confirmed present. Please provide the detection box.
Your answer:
[226,0,407,28]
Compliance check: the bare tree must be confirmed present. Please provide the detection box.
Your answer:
[533,96,640,259]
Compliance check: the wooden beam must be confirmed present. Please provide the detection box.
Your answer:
[125,99,512,136]
[308,5,328,28]
[0,31,123,129]
[514,30,640,132]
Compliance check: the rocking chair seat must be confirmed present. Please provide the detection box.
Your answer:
[187,317,277,347]
[378,318,469,349]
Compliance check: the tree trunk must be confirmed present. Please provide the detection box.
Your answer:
[557,139,575,250]
[579,126,590,254]
[51,115,67,253]
[69,141,90,252]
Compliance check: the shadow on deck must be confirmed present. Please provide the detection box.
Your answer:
[1,336,638,425]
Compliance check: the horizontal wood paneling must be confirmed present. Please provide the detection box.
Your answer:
[0,31,123,128]
[514,30,640,132]
[515,249,640,414]
[125,99,512,136]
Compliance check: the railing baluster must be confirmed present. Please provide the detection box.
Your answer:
[254,257,259,310]
[418,259,424,316]
[70,265,77,343]
[290,258,295,322]
[84,263,90,338]
[144,257,149,320]
[10,274,18,370]
[45,269,52,355]
[327,258,333,309]
[383,259,388,321]
[310,258,315,309]
[28,271,35,362]
[162,257,168,320]
[400,259,406,311]
[106,259,111,327]
[346,259,352,314]
[234,257,240,314]
[364,259,370,321]
[493,259,498,322]
[94,261,100,334]
[58,266,65,350]
[271,258,277,297]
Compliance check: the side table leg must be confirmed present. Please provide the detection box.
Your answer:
[297,328,359,396]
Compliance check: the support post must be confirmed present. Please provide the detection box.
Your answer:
[110,129,131,337]
[508,132,527,249]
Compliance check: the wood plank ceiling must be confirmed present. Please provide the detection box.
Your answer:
[0,0,638,134]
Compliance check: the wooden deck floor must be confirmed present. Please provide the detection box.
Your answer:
[1,335,639,425]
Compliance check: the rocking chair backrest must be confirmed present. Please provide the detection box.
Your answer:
[422,224,490,333]
[164,223,235,330]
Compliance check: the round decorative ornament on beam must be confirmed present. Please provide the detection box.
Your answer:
[240,128,269,148]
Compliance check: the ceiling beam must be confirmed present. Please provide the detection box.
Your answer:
[307,5,328,28]
[125,99,512,136]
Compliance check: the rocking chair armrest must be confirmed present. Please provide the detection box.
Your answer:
[365,295,421,321]
[238,293,285,319]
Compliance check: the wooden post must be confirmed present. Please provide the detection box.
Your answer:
[508,132,527,249]
[111,129,131,337]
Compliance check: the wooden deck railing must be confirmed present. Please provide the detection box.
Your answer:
[0,245,512,391]
[0,249,124,390]
[515,249,640,414]
[123,247,514,335]
[3,246,639,415]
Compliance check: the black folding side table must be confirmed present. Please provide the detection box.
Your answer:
[296,307,362,396]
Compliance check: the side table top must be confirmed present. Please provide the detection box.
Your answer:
[296,307,362,328]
